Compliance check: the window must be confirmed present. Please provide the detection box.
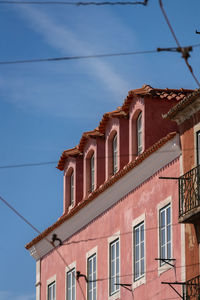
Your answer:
[134,222,144,281]
[196,130,200,165]
[109,239,119,296]
[87,254,97,300]
[137,113,142,155]
[48,281,56,300]
[112,134,118,175]
[90,154,95,192]
[159,204,171,265]
[67,268,76,300]
[70,171,74,206]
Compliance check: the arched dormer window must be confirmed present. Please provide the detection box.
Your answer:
[112,133,118,174]
[90,153,95,192]
[65,167,75,210]
[137,112,142,155]
[70,170,74,206]
[85,150,96,196]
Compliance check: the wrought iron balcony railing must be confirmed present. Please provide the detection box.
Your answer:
[179,165,200,221]
[185,274,200,299]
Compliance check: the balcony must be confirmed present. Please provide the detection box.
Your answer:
[185,274,200,299]
[179,165,200,223]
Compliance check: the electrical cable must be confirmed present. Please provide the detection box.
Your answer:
[1,43,200,65]
[0,144,199,169]
[1,193,199,299]
[0,49,158,65]
[158,0,200,88]
[0,0,148,6]
[0,194,86,299]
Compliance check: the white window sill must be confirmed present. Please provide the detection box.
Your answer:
[132,275,145,290]
[109,290,120,300]
[158,262,172,276]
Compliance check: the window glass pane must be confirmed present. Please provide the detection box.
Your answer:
[110,239,119,295]
[197,131,200,165]
[87,254,97,300]
[112,134,118,174]
[48,282,55,300]
[67,268,75,300]
[137,113,142,154]
[134,222,145,281]
[70,171,74,206]
[90,154,95,192]
[160,205,171,264]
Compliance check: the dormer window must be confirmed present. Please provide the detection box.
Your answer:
[90,153,95,192]
[137,113,142,155]
[112,133,118,174]
[70,170,74,206]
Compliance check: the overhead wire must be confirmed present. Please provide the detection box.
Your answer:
[0,0,148,6]
[1,193,199,299]
[0,144,199,169]
[158,0,200,88]
[0,49,160,65]
[1,44,200,65]
[0,194,86,299]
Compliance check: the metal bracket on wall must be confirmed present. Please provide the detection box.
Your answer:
[161,281,185,299]
[115,283,132,292]
[155,258,176,268]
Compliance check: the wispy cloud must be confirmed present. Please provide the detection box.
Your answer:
[0,291,35,300]
[18,6,131,98]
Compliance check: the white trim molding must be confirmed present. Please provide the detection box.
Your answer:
[108,231,120,300]
[157,196,173,276]
[46,275,56,300]
[132,213,146,290]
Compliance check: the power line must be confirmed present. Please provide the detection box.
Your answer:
[1,192,198,298]
[158,0,200,88]
[0,144,199,170]
[1,43,200,65]
[0,161,57,169]
[0,49,158,65]
[0,193,86,299]
[0,0,148,6]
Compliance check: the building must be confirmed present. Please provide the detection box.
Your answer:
[164,89,200,299]
[26,85,194,300]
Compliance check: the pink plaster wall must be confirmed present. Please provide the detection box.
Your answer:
[41,159,182,300]
[144,97,178,150]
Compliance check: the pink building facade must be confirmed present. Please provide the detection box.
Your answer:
[26,85,194,300]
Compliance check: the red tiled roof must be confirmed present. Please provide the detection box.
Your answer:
[57,147,81,171]
[163,89,200,120]
[78,129,104,152]
[57,85,193,170]
[98,107,128,134]
[26,131,177,250]
[122,84,194,113]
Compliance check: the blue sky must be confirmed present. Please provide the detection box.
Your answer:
[0,1,199,299]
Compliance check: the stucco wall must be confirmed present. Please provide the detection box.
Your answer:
[40,158,182,300]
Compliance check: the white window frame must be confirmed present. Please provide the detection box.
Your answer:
[112,134,118,175]
[108,232,120,300]
[157,197,173,275]
[134,222,145,280]
[70,171,75,207]
[66,262,76,300]
[90,153,95,192]
[132,214,146,289]
[47,275,56,300]
[86,247,97,300]
[137,112,142,155]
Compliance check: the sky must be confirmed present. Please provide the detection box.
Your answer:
[0,0,200,299]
